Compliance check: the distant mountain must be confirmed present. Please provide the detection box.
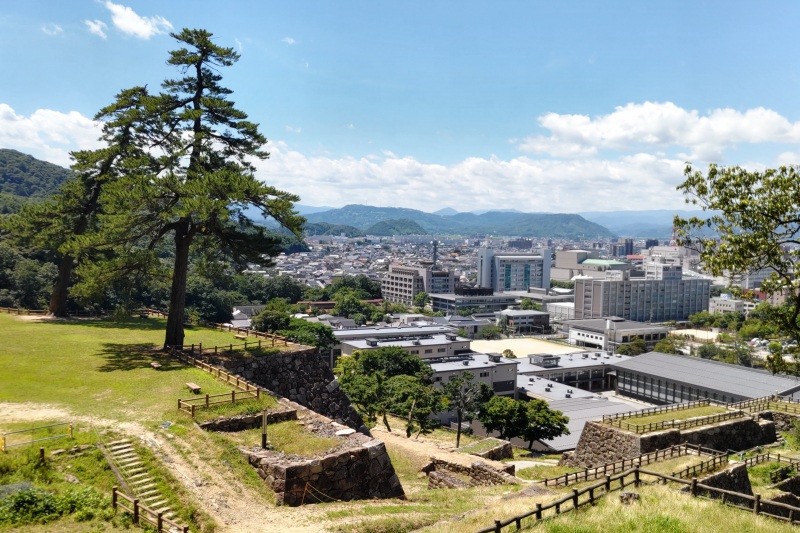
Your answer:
[306,204,614,238]
[366,218,427,236]
[579,209,716,238]
[304,222,365,238]
[295,204,335,215]
[0,148,72,198]
[433,207,459,216]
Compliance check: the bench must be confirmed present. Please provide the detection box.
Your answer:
[150,362,162,370]
[234,334,247,340]
[186,382,201,394]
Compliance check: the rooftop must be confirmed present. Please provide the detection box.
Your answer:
[565,318,670,333]
[515,351,633,373]
[612,352,800,398]
[428,352,518,372]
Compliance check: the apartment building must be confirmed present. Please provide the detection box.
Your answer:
[477,247,551,292]
[381,264,455,306]
[573,264,710,322]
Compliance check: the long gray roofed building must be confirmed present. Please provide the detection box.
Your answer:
[611,352,800,404]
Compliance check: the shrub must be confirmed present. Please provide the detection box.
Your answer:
[0,486,111,525]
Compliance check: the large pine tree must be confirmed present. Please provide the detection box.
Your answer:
[94,29,303,347]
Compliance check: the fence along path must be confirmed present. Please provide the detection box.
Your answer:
[543,443,724,487]
[477,466,800,533]
[1,422,73,452]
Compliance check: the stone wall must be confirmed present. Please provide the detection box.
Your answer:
[203,350,367,433]
[761,492,800,519]
[564,421,643,467]
[424,458,518,488]
[776,475,800,496]
[760,411,800,432]
[428,470,471,489]
[466,440,514,462]
[567,418,776,467]
[244,436,404,506]
[198,406,297,432]
[694,464,753,506]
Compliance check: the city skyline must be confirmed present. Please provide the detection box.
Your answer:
[3,1,800,213]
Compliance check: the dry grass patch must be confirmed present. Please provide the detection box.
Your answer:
[620,405,729,426]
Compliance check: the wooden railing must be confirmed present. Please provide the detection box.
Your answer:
[607,410,748,434]
[602,399,712,424]
[743,452,800,469]
[170,349,263,394]
[477,466,800,532]
[543,444,721,487]
[0,306,106,317]
[178,389,260,417]
[112,487,188,533]
[1,422,73,452]
[671,452,729,479]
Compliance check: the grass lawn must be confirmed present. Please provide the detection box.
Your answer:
[187,395,279,423]
[0,313,247,422]
[216,421,342,457]
[618,405,730,427]
[456,437,505,455]
[382,414,482,448]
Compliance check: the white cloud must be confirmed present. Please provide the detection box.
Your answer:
[345,123,355,130]
[285,125,302,134]
[519,101,800,161]
[282,37,296,45]
[84,19,108,39]
[103,1,172,39]
[251,142,690,212]
[41,23,63,36]
[0,104,103,167]
[234,38,243,52]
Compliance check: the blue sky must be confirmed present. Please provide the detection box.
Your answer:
[3,1,800,213]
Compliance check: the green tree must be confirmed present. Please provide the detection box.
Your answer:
[615,336,647,355]
[766,342,788,375]
[519,298,542,311]
[251,299,292,332]
[521,399,570,451]
[675,164,800,343]
[502,348,516,358]
[478,396,526,440]
[91,29,302,348]
[385,375,444,437]
[476,325,503,340]
[441,372,493,448]
[653,336,686,355]
[278,318,336,351]
[413,291,429,309]
[335,347,432,430]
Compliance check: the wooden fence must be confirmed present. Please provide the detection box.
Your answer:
[112,487,188,533]
[477,466,800,532]
[607,410,748,434]
[170,349,262,394]
[743,452,800,469]
[671,451,729,479]
[1,422,73,452]
[178,389,260,417]
[543,444,721,487]
[602,399,712,424]
[0,306,106,317]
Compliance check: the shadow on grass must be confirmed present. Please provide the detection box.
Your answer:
[97,342,186,372]
[37,316,168,332]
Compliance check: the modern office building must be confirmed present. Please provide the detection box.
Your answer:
[429,353,518,398]
[495,309,550,334]
[563,317,670,351]
[515,351,633,392]
[477,247,551,292]
[381,264,456,306]
[428,292,518,314]
[339,332,471,358]
[612,352,800,404]
[550,250,630,282]
[573,264,710,322]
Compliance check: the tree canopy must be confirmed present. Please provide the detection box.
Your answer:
[80,29,303,347]
[675,164,800,342]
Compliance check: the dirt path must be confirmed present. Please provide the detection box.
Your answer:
[0,402,323,532]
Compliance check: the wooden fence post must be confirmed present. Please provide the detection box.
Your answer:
[191,405,195,418]
[112,487,118,510]
[690,478,697,497]
[634,467,640,487]
[754,494,761,514]
[158,512,163,531]
[232,390,236,404]
[605,475,611,492]
[494,519,502,532]
[133,499,139,524]
[572,488,579,508]
[205,394,210,408]
[535,503,542,520]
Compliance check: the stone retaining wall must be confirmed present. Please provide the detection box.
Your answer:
[776,475,800,496]
[694,464,753,506]
[468,440,514,461]
[424,458,518,488]
[428,470,471,489]
[760,411,800,432]
[761,492,800,519]
[204,350,367,433]
[244,436,404,506]
[567,418,775,467]
[198,407,298,432]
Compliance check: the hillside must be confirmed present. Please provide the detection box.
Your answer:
[0,148,72,198]
[580,209,716,238]
[306,204,614,238]
[304,222,365,237]
[366,218,428,236]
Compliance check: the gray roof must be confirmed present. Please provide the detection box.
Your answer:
[540,397,637,451]
[612,352,800,398]
[515,351,633,374]
[565,318,669,333]
[428,353,518,372]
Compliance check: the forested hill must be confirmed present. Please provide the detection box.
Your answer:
[306,204,614,238]
[0,149,73,198]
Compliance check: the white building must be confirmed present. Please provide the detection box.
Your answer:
[477,247,551,293]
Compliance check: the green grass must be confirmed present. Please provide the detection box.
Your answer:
[619,405,729,426]
[0,313,245,421]
[383,414,482,448]
[187,395,279,423]
[516,464,580,481]
[217,421,341,457]
[456,438,506,455]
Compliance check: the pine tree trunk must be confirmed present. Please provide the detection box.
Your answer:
[455,409,463,448]
[164,222,192,349]
[48,256,73,317]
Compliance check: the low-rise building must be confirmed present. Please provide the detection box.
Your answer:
[429,352,518,397]
[563,317,670,352]
[514,351,633,392]
[339,332,471,358]
[495,309,550,334]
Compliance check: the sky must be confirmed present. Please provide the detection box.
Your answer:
[3,1,800,214]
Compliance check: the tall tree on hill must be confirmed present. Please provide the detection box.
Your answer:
[4,87,154,316]
[91,29,303,347]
